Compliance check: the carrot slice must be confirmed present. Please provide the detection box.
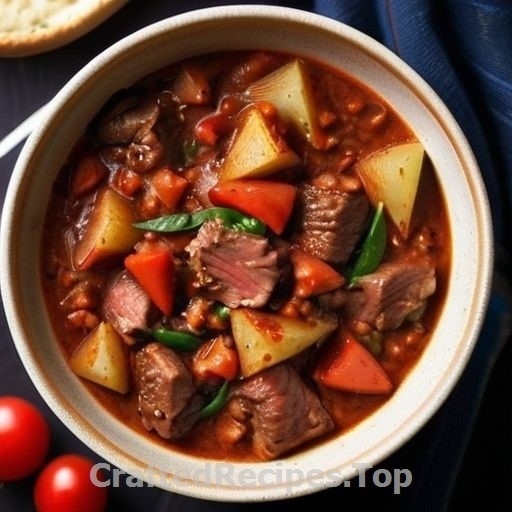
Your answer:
[208,179,296,234]
[290,248,345,297]
[314,331,393,394]
[192,335,239,382]
[124,246,175,316]
[150,167,188,210]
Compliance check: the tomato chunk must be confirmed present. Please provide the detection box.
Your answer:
[290,248,345,297]
[71,154,107,196]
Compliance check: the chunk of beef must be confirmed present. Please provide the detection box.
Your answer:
[186,219,280,308]
[295,184,370,264]
[101,131,164,174]
[102,270,159,344]
[97,99,164,173]
[217,51,281,95]
[321,262,436,331]
[227,364,334,460]
[97,99,160,145]
[133,342,203,439]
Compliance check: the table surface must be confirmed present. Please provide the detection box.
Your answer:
[0,2,507,511]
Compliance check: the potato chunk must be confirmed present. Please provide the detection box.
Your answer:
[219,107,300,182]
[230,308,337,377]
[69,321,130,394]
[355,141,425,237]
[245,59,322,147]
[73,188,142,270]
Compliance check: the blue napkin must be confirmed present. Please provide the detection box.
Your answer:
[314,0,512,509]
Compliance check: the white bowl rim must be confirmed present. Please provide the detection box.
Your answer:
[0,4,494,502]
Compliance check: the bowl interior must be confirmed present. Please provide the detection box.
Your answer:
[0,5,493,502]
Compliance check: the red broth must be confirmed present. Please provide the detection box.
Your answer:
[41,51,450,461]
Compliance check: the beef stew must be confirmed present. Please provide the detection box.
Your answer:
[41,50,450,461]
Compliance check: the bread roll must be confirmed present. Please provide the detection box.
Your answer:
[0,0,128,57]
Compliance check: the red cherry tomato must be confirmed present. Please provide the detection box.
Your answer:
[0,396,51,481]
[34,454,108,512]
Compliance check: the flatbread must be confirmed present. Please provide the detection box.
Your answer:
[0,0,128,57]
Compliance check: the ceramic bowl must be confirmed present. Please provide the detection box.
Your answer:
[0,5,493,502]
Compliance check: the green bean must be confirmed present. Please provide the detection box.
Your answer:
[152,327,201,352]
[348,201,387,287]
[133,207,265,235]
[199,381,229,419]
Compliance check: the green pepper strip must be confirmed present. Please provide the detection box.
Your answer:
[199,381,229,419]
[213,304,230,321]
[133,207,266,235]
[348,201,387,287]
[152,327,201,352]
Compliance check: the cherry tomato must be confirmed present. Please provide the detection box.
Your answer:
[0,396,51,481]
[34,454,108,512]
